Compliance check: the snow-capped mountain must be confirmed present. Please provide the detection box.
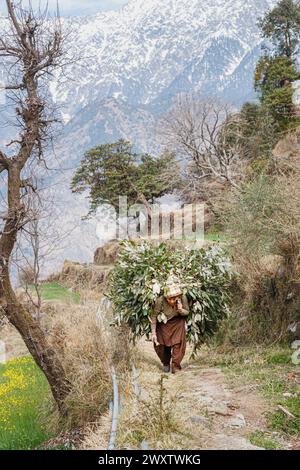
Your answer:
[46,0,278,157]
[0,0,278,154]
[51,0,275,137]
[0,0,279,270]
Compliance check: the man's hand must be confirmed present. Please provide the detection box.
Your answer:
[152,334,160,346]
[176,299,184,314]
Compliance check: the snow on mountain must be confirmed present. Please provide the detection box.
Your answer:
[53,0,275,113]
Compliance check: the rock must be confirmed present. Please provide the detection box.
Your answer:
[286,292,295,301]
[94,240,120,266]
[208,434,264,450]
[208,402,231,416]
[59,260,111,291]
[190,415,210,427]
[177,394,186,400]
[227,413,246,429]
[227,402,240,411]
[141,440,150,450]
[168,204,215,235]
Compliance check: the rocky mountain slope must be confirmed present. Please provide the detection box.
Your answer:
[50,0,276,154]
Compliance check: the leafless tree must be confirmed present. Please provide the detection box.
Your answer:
[17,215,45,322]
[15,185,79,321]
[0,0,72,412]
[160,94,246,197]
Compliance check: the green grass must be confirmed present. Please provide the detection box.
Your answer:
[204,231,228,243]
[267,396,300,437]
[0,357,53,450]
[249,431,283,450]
[263,351,292,365]
[32,282,80,303]
[182,231,228,244]
[0,283,80,450]
[262,379,286,397]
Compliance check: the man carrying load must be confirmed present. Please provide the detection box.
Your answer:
[151,278,189,374]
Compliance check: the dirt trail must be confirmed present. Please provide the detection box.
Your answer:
[135,340,267,450]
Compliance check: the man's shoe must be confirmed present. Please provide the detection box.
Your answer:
[163,365,170,373]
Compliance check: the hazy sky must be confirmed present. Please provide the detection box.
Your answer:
[0,1,129,16]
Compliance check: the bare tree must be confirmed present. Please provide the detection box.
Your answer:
[0,1,71,412]
[15,184,79,321]
[160,94,246,196]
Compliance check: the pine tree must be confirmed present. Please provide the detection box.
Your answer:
[71,139,179,214]
[255,0,300,131]
[255,55,300,128]
[258,0,300,57]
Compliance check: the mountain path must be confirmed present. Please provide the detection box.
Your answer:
[134,340,267,450]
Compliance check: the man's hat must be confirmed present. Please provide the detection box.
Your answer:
[164,275,182,298]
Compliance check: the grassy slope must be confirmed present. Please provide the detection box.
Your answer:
[34,282,80,303]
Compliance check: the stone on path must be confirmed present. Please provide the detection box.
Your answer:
[227,413,247,429]
[190,415,211,427]
[208,434,264,450]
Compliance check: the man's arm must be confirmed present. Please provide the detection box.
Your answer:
[178,294,189,316]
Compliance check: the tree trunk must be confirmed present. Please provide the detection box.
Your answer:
[137,191,153,220]
[1,285,71,411]
[0,0,73,414]
[137,192,153,238]
[0,162,70,412]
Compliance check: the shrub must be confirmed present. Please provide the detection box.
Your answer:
[221,168,300,344]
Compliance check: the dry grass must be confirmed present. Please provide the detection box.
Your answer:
[81,338,186,451]
[58,261,112,294]
[81,411,112,450]
[1,281,134,439]
[45,290,137,432]
[116,373,180,450]
[0,323,28,360]
[42,300,112,429]
[80,343,138,450]
[113,339,194,450]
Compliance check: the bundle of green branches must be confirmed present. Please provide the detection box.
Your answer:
[107,241,233,353]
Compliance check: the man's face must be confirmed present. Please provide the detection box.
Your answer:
[166,295,180,307]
